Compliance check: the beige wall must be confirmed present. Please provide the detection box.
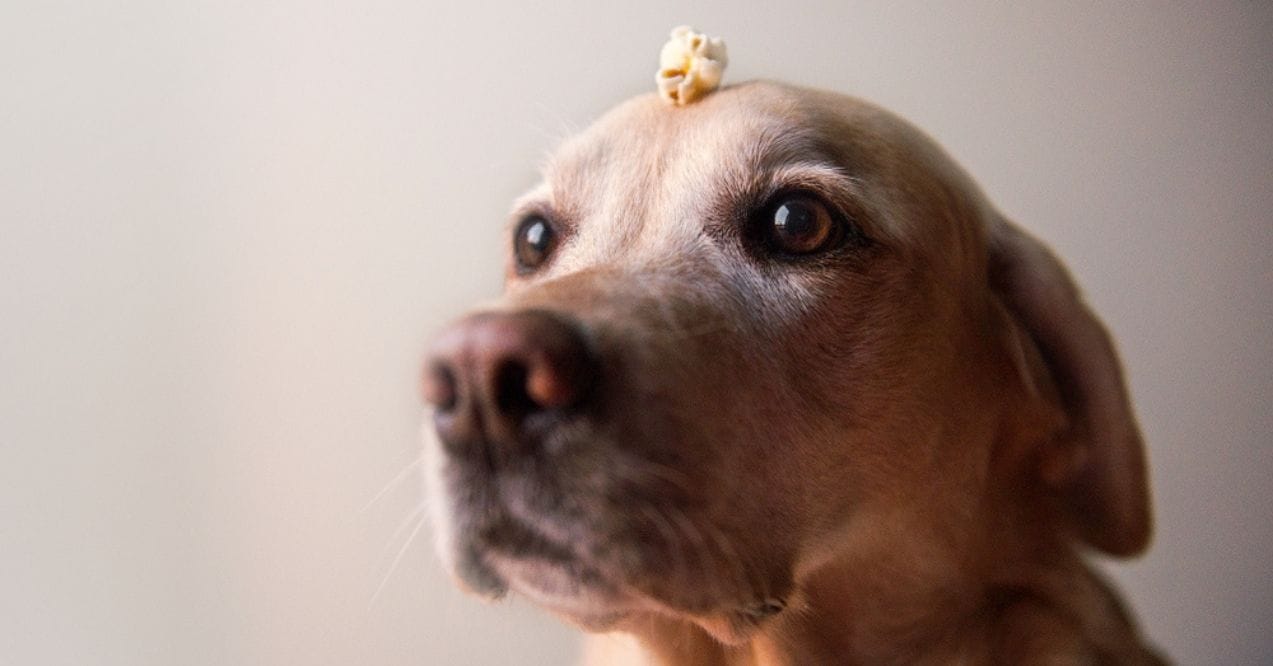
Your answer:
[2,2,1269,664]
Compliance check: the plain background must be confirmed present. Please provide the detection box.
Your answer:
[2,2,1270,664]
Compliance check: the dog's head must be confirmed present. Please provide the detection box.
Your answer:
[422,81,1150,643]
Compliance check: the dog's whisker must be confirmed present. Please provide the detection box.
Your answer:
[637,502,692,601]
[665,504,719,605]
[608,457,695,497]
[361,453,423,514]
[369,512,427,609]
[379,503,427,563]
[606,459,674,493]
[702,517,755,606]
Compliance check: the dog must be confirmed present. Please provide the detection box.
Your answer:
[421,80,1164,664]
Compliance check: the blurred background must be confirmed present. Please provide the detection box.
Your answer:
[2,2,1269,664]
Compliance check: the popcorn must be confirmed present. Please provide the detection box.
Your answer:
[656,26,728,106]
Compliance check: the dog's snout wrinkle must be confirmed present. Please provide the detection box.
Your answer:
[425,310,597,465]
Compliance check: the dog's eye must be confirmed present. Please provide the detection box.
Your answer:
[514,216,557,272]
[765,195,838,255]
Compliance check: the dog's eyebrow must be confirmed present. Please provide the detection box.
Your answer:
[764,161,860,197]
[736,122,821,168]
[720,120,862,197]
[710,158,864,226]
[506,183,557,227]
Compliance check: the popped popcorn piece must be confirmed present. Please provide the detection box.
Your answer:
[656,26,728,106]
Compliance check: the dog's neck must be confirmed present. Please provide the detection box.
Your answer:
[616,537,1090,665]
[611,473,1097,665]
[623,553,997,665]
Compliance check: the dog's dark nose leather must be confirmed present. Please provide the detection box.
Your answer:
[423,310,595,462]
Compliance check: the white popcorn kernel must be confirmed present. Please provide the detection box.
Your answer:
[655,26,728,106]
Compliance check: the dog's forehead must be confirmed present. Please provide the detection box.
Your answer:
[526,81,986,280]
[536,84,829,263]
[549,83,816,181]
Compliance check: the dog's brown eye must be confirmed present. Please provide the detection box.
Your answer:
[767,196,837,255]
[514,216,556,272]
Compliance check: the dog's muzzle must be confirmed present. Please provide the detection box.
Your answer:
[421,296,780,625]
[422,308,621,605]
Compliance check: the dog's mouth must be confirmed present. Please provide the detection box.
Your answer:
[440,459,792,638]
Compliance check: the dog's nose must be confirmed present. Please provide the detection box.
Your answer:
[423,310,596,460]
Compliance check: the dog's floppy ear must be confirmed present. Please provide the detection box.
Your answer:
[987,217,1151,557]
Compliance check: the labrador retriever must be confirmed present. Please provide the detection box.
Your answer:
[421,81,1164,664]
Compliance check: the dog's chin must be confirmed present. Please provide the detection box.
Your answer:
[488,553,636,627]
[448,524,639,630]
[470,551,781,644]
[446,515,790,644]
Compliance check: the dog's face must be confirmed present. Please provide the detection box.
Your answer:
[423,82,1149,644]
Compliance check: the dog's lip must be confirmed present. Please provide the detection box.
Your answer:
[472,502,668,616]
[486,538,782,635]
[453,468,769,621]
[480,518,638,616]
[478,513,587,561]
[487,549,627,610]
[469,505,785,631]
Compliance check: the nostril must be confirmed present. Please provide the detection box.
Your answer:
[494,360,535,414]
[422,362,458,412]
[526,352,590,409]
